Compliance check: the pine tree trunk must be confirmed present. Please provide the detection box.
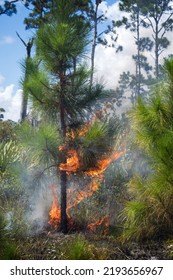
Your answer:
[90,2,99,87]
[59,70,68,234]
[18,36,33,121]
[21,92,28,120]
[136,7,141,99]
[60,169,67,233]
[155,20,159,79]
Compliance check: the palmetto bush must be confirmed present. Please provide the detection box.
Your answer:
[122,58,173,241]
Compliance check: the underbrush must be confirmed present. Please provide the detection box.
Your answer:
[0,210,17,259]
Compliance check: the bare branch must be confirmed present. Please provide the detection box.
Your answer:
[16,31,27,47]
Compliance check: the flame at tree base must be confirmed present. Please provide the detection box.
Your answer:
[48,122,126,233]
[48,178,103,232]
[48,184,61,230]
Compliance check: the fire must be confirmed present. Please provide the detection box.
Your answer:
[85,149,126,177]
[48,184,60,230]
[49,121,126,232]
[48,179,101,230]
[59,148,126,176]
[87,215,109,235]
[67,123,90,139]
[59,149,80,173]
[67,178,101,209]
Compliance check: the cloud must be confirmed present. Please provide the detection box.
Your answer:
[0,84,22,122]
[94,2,135,89]
[0,36,15,45]
[94,0,173,90]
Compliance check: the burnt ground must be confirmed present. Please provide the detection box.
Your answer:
[14,232,173,260]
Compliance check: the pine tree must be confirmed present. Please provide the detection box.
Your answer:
[23,0,93,29]
[140,0,173,79]
[0,0,18,16]
[122,58,173,241]
[0,0,32,17]
[115,0,153,102]
[24,0,121,233]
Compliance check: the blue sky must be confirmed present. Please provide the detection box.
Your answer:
[0,2,32,88]
[1,0,173,121]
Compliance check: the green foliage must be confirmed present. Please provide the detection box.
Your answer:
[36,1,90,68]
[24,0,94,30]
[62,234,108,260]
[24,0,53,29]
[16,121,60,166]
[0,242,17,260]
[0,210,17,260]
[0,0,17,16]
[64,234,93,259]
[25,1,107,124]
[0,141,21,195]
[122,58,173,241]
[0,141,19,175]
[0,120,16,143]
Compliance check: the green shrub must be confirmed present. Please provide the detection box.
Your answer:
[0,211,17,259]
[63,234,94,260]
[122,58,173,241]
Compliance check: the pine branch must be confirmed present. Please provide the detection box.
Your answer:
[0,0,18,16]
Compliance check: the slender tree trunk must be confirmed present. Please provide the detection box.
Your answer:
[17,33,34,121]
[136,7,141,99]
[60,169,67,233]
[155,20,159,79]
[90,1,99,87]
[21,84,29,120]
[59,70,68,234]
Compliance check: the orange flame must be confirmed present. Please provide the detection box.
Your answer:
[59,149,126,176]
[85,149,126,177]
[59,149,80,173]
[48,184,60,230]
[48,179,101,230]
[67,178,101,209]
[67,124,90,140]
[87,215,109,235]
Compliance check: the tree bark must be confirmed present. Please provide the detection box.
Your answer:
[59,70,68,234]
[16,33,34,121]
[60,169,67,233]
[90,1,99,87]
[155,20,159,79]
[136,6,141,99]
